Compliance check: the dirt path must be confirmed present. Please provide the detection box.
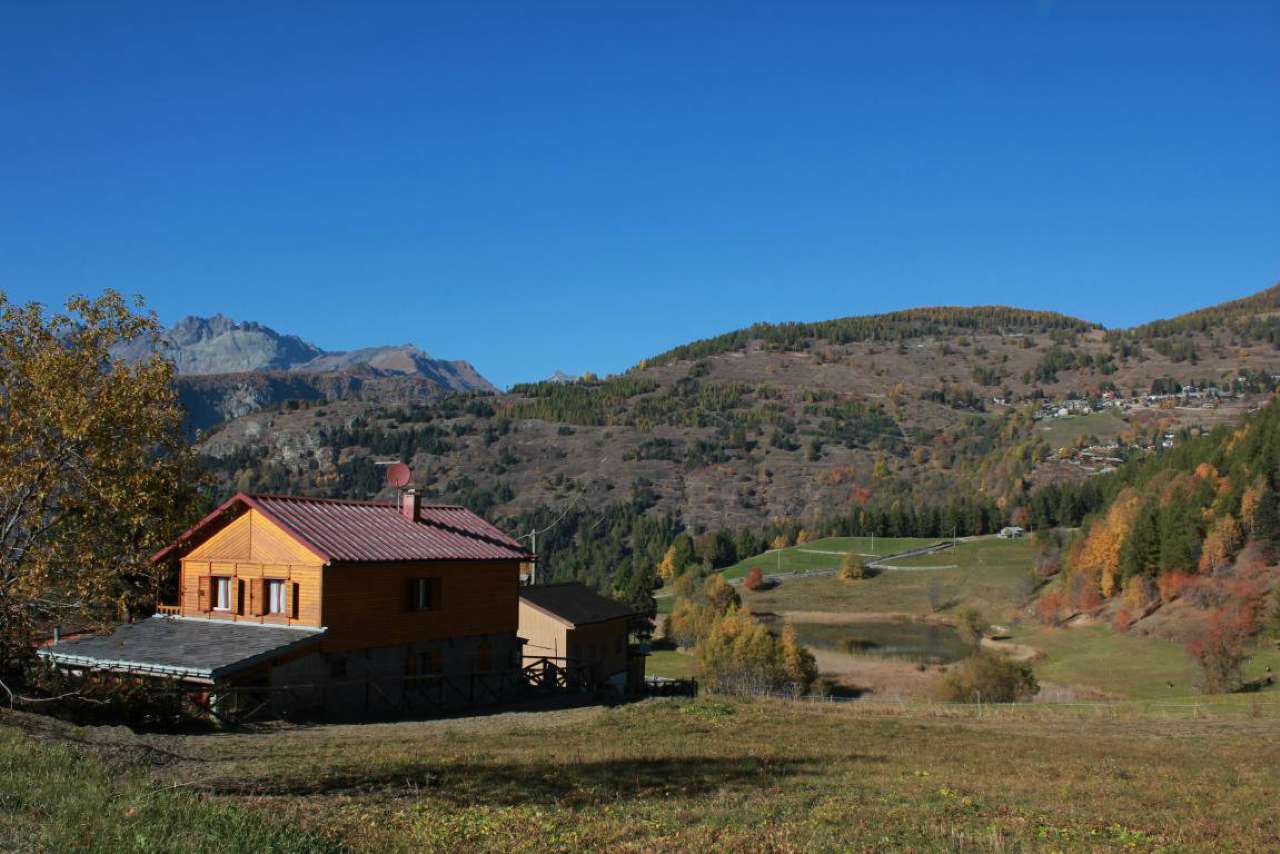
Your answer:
[980,637,1043,663]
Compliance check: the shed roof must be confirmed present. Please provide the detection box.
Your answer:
[36,616,324,682]
[154,492,531,564]
[520,582,634,627]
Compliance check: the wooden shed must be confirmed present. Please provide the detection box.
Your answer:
[518,582,642,694]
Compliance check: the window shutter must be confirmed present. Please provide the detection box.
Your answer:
[406,579,418,611]
[289,582,300,619]
[236,579,246,615]
[197,576,212,613]
[250,579,263,616]
[431,577,443,611]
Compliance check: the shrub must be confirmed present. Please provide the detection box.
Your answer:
[954,607,988,647]
[1157,570,1196,603]
[1112,608,1133,633]
[743,566,765,591]
[940,651,1039,703]
[838,551,866,581]
[1035,588,1066,626]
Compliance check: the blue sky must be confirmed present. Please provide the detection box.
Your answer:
[2,2,1276,388]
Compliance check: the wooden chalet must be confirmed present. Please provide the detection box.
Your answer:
[39,491,534,720]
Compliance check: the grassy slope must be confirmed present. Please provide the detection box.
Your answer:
[741,538,1033,619]
[720,536,938,580]
[1035,410,1129,450]
[737,536,1280,700]
[11,697,1279,852]
[0,725,343,853]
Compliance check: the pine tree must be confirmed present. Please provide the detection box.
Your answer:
[1120,500,1161,582]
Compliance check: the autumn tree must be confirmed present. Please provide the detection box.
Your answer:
[1198,515,1244,574]
[1071,489,1139,597]
[668,572,741,649]
[657,534,697,582]
[0,291,202,674]
[777,624,819,697]
[696,607,818,697]
[838,551,866,581]
[1188,600,1259,694]
[743,566,765,591]
[954,606,988,648]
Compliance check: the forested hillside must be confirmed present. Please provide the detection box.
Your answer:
[193,288,1280,603]
[1063,394,1279,595]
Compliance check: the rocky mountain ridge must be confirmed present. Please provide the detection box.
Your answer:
[115,314,497,432]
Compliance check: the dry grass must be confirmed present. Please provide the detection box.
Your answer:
[8,693,1279,852]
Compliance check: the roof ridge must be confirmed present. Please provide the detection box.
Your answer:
[251,493,468,511]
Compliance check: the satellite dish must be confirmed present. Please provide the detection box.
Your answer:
[385,462,412,489]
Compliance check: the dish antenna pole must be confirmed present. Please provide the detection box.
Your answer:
[376,460,413,492]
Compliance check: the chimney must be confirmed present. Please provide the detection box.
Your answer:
[399,489,422,522]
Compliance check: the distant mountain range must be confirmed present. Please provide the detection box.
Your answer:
[118,314,495,389]
[119,315,496,433]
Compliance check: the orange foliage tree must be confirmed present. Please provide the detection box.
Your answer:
[1071,489,1141,598]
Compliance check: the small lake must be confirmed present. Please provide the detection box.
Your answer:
[789,619,970,665]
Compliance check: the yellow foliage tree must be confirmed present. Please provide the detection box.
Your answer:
[0,291,202,668]
[1073,489,1140,597]
[1198,514,1244,574]
[1241,479,1269,535]
[656,545,678,581]
[778,624,819,697]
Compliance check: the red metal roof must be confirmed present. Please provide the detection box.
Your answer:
[154,493,531,564]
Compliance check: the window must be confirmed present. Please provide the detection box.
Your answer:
[213,577,231,611]
[267,579,287,615]
[408,578,437,611]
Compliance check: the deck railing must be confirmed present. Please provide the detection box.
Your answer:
[155,604,181,616]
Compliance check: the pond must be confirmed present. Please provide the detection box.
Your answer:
[789,619,970,665]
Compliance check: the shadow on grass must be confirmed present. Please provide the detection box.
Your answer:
[204,754,834,806]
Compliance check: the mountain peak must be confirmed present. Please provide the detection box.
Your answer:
[114,314,495,392]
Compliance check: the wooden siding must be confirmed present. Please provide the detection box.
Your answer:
[518,599,571,659]
[321,560,521,652]
[518,601,630,679]
[565,618,631,679]
[185,509,323,565]
[178,509,324,627]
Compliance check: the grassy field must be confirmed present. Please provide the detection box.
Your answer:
[720,536,939,580]
[1012,624,1280,700]
[645,648,696,679]
[0,724,342,853]
[733,536,1280,701]
[6,695,1280,852]
[742,537,1036,620]
[1035,410,1129,449]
